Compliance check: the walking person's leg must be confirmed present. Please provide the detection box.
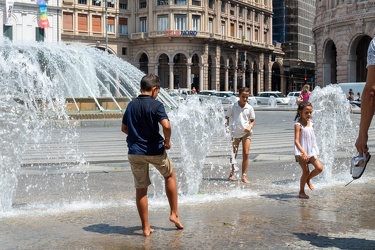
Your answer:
[229,138,240,180]
[241,136,251,183]
[165,169,184,229]
[136,188,154,236]
[306,158,323,191]
[298,158,310,199]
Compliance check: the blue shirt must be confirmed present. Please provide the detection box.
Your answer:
[122,95,168,155]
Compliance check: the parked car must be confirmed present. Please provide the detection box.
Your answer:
[255,91,290,104]
[197,90,217,102]
[178,88,193,99]
[287,91,301,98]
[247,94,258,106]
[214,91,238,104]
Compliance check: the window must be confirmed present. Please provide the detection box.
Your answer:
[208,18,213,33]
[35,27,44,42]
[192,0,200,6]
[107,17,115,33]
[139,0,146,8]
[3,25,12,40]
[78,0,87,4]
[158,0,169,5]
[239,7,243,18]
[122,47,127,55]
[221,1,226,12]
[92,15,102,33]
[139,17,147,32]
[119,18,128,35]
[221,21,225,36]
[230,23,234,36]
[255,13,259,22]
[239,26,243,39]
[174,14,186,30]
[157,15,169,31]
[92,0,101,6]
[192,15,200,31]
[78,13,88,31]
[175,0,186,5]
[63,12,73,30]
[119,0,128,9]
[208,0,214,9]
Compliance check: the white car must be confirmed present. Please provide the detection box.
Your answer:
[255,91,290,104]
[213,91,238,104]
[287,91,301,98]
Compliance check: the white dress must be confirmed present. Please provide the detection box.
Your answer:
[368,37,375,67]
[294,121,319,157]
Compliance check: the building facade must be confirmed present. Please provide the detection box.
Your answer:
[1,0,61,43]
[273,0,316,92]
[313,0,375,86]
[61,0,285,94]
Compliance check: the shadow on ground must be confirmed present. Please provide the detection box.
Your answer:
[294,232,375,249]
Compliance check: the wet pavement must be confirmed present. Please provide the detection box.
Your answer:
[1,111,375,249]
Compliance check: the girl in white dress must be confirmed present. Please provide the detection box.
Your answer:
[294,102,323,199]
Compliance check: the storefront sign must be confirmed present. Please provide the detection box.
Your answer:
[164,30,198,37]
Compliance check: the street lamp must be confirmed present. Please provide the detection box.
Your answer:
[95,0,112,52]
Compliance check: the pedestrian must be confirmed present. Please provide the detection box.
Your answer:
[294,102,323,199]
[226,87,255,184]
[297,84,311,105]
[354,36,375,176]
[121,74,183,236]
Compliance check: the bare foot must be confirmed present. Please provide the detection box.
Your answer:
[307,180,314,191]
[170,215,184,230]
[228,171,235,181]
[299,192,309,199]
[241,175,251,184]
[143,227,155,236]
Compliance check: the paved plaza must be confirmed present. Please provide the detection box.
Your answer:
[1,110,375,249]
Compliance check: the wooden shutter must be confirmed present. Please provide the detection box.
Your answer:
[92,15,101,32]
[78,14,88,31]
[63,12,73,30]
[108,17,115,25]
[119,18,127,25]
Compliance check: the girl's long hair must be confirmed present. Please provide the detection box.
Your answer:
[294,102,313,121]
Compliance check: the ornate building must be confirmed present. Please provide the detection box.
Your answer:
[313,0,375,86]
[0,0,61,43]
[61,0,284,94]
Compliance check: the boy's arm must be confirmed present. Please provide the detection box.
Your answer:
[160,118,172,149]
[121,123,128,135]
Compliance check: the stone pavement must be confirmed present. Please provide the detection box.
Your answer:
[1,111,375,249]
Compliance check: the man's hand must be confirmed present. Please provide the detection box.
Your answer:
[164,139,171,150]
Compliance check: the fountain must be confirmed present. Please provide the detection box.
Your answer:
[309,84,355,180]
[0,40,177,211]
[268,96,277,108]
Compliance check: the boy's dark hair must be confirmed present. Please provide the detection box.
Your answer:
[294,102,313,121]
[238,87,250,95]
[140,74,161,91]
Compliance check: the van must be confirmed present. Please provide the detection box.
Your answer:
[336,82,365,97]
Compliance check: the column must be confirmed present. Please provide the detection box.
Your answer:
[225,66,229,91]
[186,62,192,88]
[199,63,204,91]
[169,63,174,90]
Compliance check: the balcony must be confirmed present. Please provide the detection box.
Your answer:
[130,32,148,40]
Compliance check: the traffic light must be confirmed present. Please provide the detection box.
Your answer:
[304,77,307,84]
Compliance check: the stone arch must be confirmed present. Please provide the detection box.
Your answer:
[323,39,337,85]
[348,35,372,82]
[157,53,170,88]
[173,53,188,88]
[191,53,200,91]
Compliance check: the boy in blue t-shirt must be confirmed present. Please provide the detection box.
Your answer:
[121,74,183,236]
